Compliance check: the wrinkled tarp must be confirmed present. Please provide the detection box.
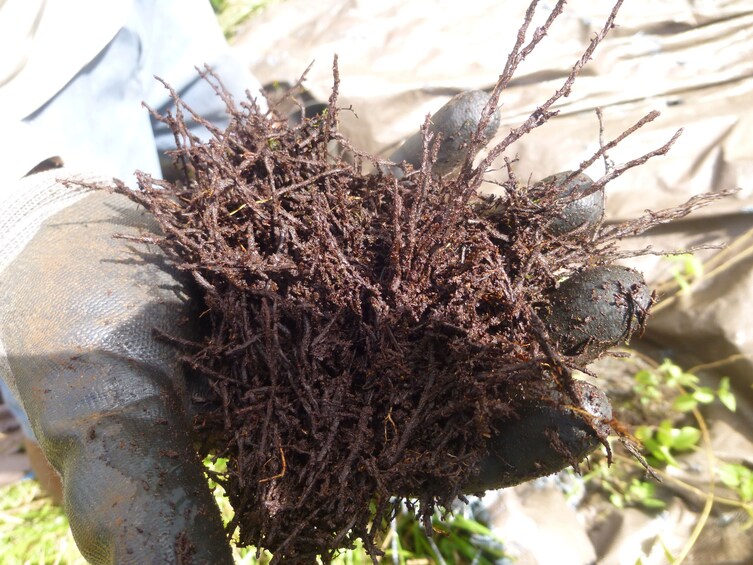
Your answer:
[234,1,753,563]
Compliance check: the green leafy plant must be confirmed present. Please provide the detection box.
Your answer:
[0,456,506,565]
[717,463,753,504]
[583,461,666,510]
[634,419,700,467]
[205,456,509,564]
[382,510,508,565]
[632,359,732,413]
[627,359,736,470]
[582,354,753,565]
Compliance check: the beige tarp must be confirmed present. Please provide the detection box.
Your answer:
[234,1,753,563]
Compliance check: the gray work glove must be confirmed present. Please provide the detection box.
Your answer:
[0,173,231,564]
[0,92,644,563]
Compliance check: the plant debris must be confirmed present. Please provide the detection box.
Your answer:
[104,0,733,561]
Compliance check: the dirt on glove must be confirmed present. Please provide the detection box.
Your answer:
[106,4,731,562]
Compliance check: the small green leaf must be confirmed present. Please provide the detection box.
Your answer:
[661,360,684,384]
[666,254,704,293]
[718,377,737,412]
[674,272,690,293]
[624,479,667,509]
[628,479,657,501]
[642,497,667,509]
[677,371,700,387]
[717,463,742,488]
[740,477,753,502]
[635,370,659,386]
[718,389,737,412]
[693,387,715,404]
[658,445,680,467]
[656,420,675,443]
[609,493,624,508]
[641,437,663,462]
[720,464,753,503]
[450,515,493,537]
[672,393,698,412]
[672,426,701,450]
[635,384,662,402]
[718,376,731,393]
[685,255,704,279]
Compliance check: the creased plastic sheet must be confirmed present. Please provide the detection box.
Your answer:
[234,2,753,563]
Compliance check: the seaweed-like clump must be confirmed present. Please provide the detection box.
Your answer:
[113,1,730,561]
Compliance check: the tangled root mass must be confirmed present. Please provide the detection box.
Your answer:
[113,3,732,561]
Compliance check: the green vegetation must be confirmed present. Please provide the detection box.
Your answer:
[581,356,752,564]
[209,0,281,38]
[0,480,86,565]
[207,456,509,564]
[0,457,507,564]
[388,512,508,565]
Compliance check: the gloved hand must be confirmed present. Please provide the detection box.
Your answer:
[0,91,647,563]
[0,173,232,564]
[387,92,645,491]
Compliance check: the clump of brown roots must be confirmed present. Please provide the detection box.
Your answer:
[112,1,731,562]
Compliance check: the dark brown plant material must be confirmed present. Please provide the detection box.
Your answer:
[110,0,732,562]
